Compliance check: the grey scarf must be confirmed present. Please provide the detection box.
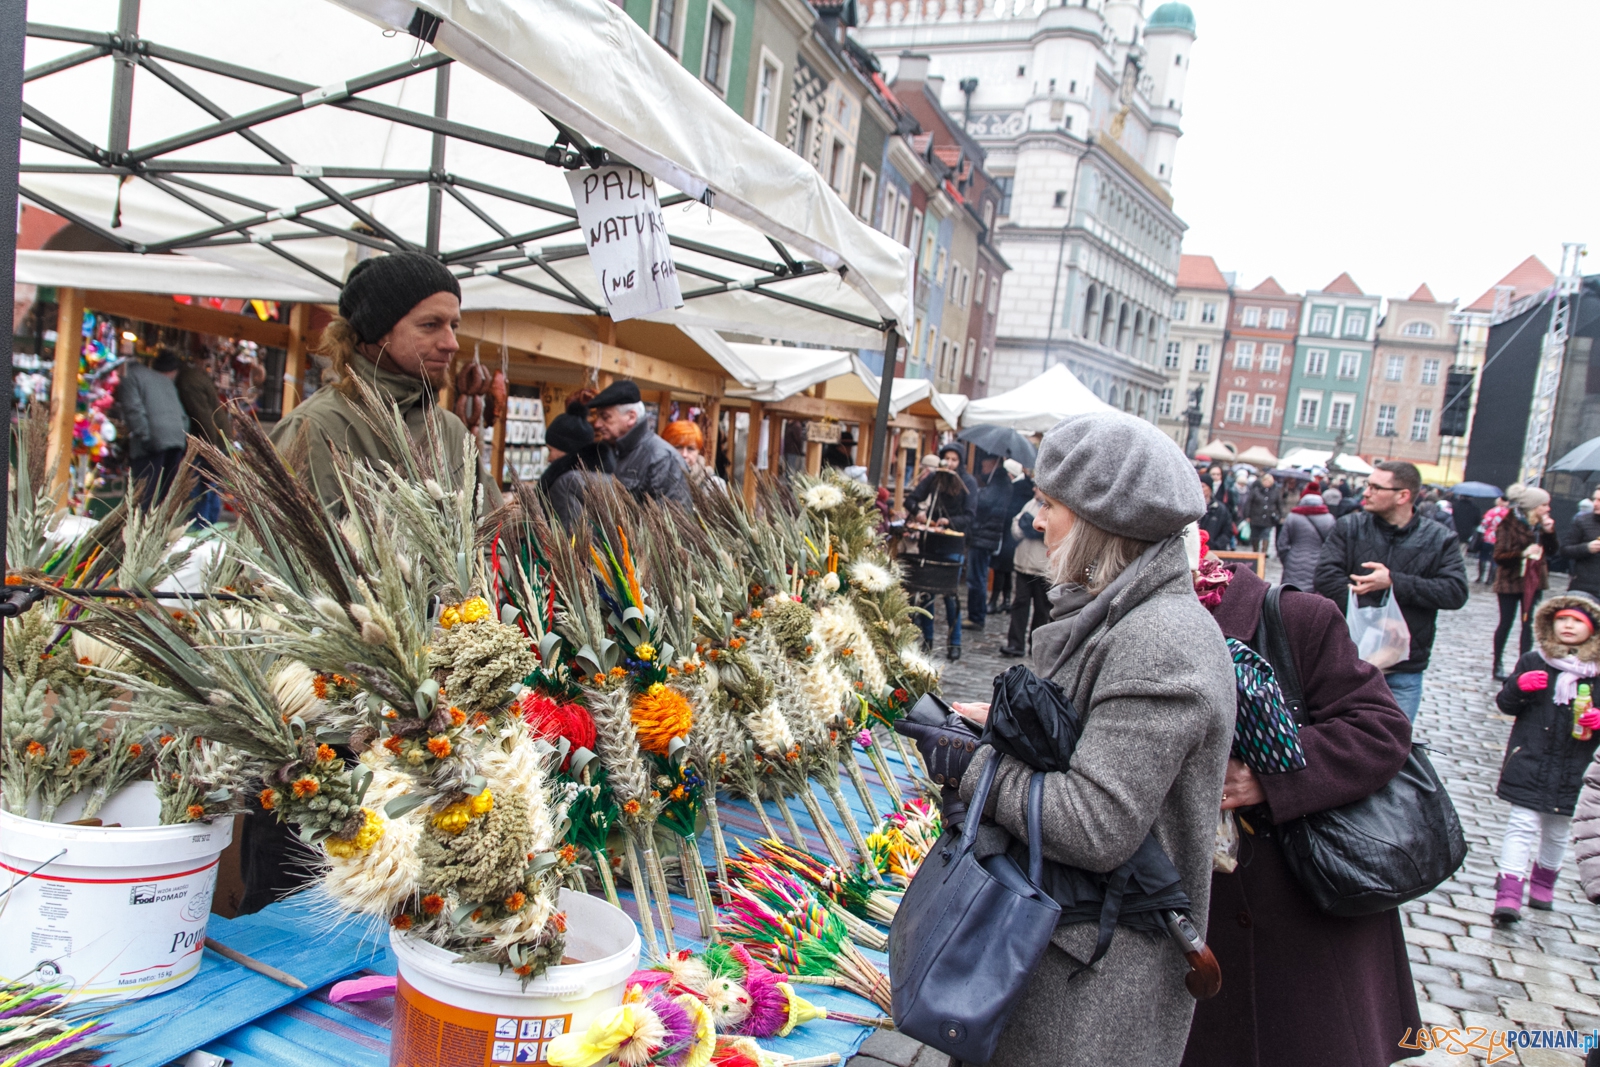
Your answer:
[1035,535,1180,680]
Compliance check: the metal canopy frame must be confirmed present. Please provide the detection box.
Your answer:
[17,0,904,481]
[19,7,890,334]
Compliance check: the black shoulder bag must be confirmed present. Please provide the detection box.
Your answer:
[1257,584,1467,917]
[889,756,1059,1064]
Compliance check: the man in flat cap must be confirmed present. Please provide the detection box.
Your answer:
[588,379,691,508]
[271,251,498,517]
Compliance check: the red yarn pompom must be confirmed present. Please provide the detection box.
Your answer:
[521,692,597,769]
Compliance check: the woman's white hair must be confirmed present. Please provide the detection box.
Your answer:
[1047,498,1155,595]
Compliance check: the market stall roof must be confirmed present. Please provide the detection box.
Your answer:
[15,248,332,301]
[1278,447,1375,475]
[1236,445,1280,467]
[19,0,913,350]
[1195,440,1238,461]
[960,362,1109,432]
[721,343,856,403]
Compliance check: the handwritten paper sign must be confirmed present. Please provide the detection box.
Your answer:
[565,166,683,322]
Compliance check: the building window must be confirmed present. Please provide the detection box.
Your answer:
[1337,351,1360,379]
[754,56,781,134]
[1268,307,1287,330]
[1329,398,1353,430]
[703,8,730,91]
[1342,312,1367,338]
[1226,392,1247,422]
[1233,341,1255,370]
[1053,190,1067,208]
[855,166,875,220]
[1159,387,1174,417]
[1241,306,1261,327]
[983,200,995,230]
[964,339,976,377]
[988,276,1000,309]
[994,176,1013,216]
[934,247,947,287]
[1172,300,1188,322]
[936,339,949,381]
[926,326,937,370]
[975,269,987,305]
[1375,404,1397,436]
[1261,344,1282,372]
[1163,341,1181,369]
[796,112,813,163]
[1305,349,1327,376]
[1385,354,1404,381]
[828,140,846,190]
[1309,310,1333,335]
[1296,392,1322,427]
[1410,407,1433,441]
[653,0,677,50]
[1403,321,1436,338]
[978,347,989,382]
[920,222,936,275]
[1420,358,1440,385]
[1252,395,1274,425]
[909,209,923,256]
[1200,303,1219,324]
[1193,344,1210,373]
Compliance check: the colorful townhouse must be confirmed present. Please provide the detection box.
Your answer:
[1279,273,1381,458]
[1206,277,1301,458]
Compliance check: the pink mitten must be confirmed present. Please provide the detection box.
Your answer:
[1517,670,1549,692]
[1580,708,1600,730]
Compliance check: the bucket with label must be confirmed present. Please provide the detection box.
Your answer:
[390,888,640,1067]
[0,782,232,1002]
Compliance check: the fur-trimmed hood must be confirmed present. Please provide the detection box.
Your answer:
[1534,592,1600,663]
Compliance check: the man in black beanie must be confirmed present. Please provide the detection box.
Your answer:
[269,251,498,518]
[588,378,691,508]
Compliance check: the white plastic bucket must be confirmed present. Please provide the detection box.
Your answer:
[389,889,640,1066]
[0,782,232,1002]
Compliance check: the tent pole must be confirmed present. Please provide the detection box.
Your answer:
[868,328,900,486]
[107,0,141,163]
[425,63,451,255]
[1,0,23,623]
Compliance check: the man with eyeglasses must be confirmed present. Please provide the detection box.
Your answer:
[1314,460,1469,721]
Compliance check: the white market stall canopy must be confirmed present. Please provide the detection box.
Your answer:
[722,345,939,418]
[1278,447,1375,475]
[19,0,913,350]
[960,362,1109,433]
[15,248,332,301]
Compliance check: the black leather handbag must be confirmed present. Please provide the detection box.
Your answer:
[889,757,1060,1064]
[1257,585,1467,917]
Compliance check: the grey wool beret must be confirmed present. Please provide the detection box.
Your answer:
[1033,409,1205,541]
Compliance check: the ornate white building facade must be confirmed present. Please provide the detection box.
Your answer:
[855,0,1196,417]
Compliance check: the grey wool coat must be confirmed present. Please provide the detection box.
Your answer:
[960,537,1236,1067]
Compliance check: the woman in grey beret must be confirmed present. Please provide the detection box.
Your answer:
[948,408,1236,1067]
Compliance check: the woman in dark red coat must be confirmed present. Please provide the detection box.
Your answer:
[1181,560,1421,1067]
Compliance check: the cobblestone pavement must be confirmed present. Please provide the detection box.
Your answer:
[851,567,1600,1067]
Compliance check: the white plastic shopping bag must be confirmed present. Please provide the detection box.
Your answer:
[1346,589,1411,669]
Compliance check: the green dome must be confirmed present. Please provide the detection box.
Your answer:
[1146,2,1195,33]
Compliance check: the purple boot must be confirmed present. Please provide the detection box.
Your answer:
[1529,864,1560,911]
[1494,873,1525,923]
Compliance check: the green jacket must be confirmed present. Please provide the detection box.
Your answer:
[269,355,490,517]
[175,362,233,448]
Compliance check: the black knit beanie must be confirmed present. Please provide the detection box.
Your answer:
[545,400,595,453]
[339,252,462,344]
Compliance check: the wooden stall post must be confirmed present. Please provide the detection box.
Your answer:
[282,302,310,414]
[891,429,906,512]
[702,396,722,476]
[742,401,764,508]
[46,286,84,498]
[856,418,872,476]
[768,418,783,474]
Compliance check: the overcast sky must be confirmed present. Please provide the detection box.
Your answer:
[1170,0,1599,306]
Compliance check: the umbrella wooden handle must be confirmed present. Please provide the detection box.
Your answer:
[1182,944,1222,1000]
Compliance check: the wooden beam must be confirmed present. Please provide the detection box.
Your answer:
[703,397,722,476]
[81,290,293,348]
[761,393,877,422]
[459,313,725,398]
[742,401,764,508]
[891,429,906,512]
[46,286,84,498]
[282,302,311,414]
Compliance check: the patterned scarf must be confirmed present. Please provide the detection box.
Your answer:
[1193,554,1233,608]
[1225,638,1307,774]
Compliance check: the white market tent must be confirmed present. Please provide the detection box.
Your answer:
[1278,447,1375,475]
[18,0,916,476]
[960,362,1109,433]
[723,345,944,418]
[1235,445,1280,467]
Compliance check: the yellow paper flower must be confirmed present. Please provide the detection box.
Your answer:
[458,597,491,624]
[778,982,829,1037]
[324,807,385,858]
[635,642,656,661]
[677,993,716,1067]
[470,788,494,816]
[547,1004,644,1067]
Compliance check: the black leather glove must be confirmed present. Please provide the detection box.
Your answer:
[894,716,980,789]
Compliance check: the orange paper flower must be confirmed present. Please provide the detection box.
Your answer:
[259,788,278,811]
[426,735,452,759]
[629,683,693,756]
[67,748,88,766]
[186,804,206,820]
[315,743,337,762]
[127,743,143,758]
[421,894,445,915]
[25,741,46,758]
[392,913,413,930]
[449,706,466,726]
[291,777,320,799]
[504,891,526,912]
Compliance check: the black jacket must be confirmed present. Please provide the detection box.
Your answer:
[1246,483,1284,528]
[967,470,1014,554]
[1313,510,1470,673]
[1198,500,1235,550]
[1562,511,1600,596]
[1496,651,1600,815]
